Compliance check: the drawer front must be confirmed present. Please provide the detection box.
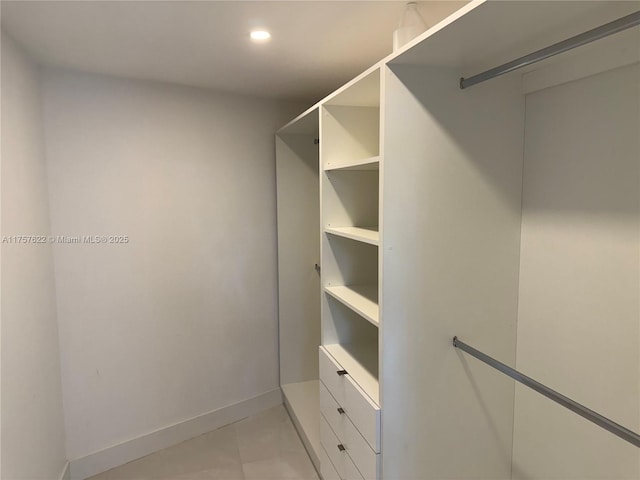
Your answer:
[321,416,370,480]
[319,444,341,480]
[343,415,379,480]
[320,415,346,479]
[320,381,345,440]
[320,347,380,454]
[321,382,379,480]
[344,374,380,452]
[343,451,366,480]
[319,346,346,405]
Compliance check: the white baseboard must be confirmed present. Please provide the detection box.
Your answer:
[59,461,71,480]
[69,389,282,480]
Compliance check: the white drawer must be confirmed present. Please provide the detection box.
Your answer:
[320,383,380,480]
[320,415,346,479]
[319,443,340,480]
[320,380,346,442]
[344,374,380,452]
[319,346,380,452]
[319,346,346,405]
[343,450,366,480]
[320,416,367,480]
[343,412,379,480]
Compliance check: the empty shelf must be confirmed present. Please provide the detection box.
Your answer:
[324,156,380,171]
[325,226,379,245]
[325,285,379,327]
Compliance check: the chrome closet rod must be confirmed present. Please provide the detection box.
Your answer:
[452,336,640,448]
[459,10,640,89]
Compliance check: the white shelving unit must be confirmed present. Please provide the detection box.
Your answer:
[277,2,639,479]
[320,67,383,480]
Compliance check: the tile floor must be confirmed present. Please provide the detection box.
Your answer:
[87,405,319,480]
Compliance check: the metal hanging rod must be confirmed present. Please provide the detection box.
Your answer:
[452,336,640,448]
[460,10,640,89]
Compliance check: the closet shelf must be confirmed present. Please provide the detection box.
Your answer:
[325,285,379,327]
[325,226,379,245]
[324,156,380,171]
[324,343,379,405]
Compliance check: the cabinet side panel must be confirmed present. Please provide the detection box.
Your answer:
[512,63,640,480]
[276,134,321,385]
[381,65,524,479]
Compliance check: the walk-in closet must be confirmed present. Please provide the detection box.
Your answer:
[2,1,639,479]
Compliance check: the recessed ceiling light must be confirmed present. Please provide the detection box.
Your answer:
[250,30,271,42]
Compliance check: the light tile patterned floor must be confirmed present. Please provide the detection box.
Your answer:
[87,405,319,480]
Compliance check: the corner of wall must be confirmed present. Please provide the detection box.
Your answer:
[1,29,68,480]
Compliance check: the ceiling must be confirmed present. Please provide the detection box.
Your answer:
[1,1,466,104]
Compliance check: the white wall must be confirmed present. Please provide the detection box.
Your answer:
[1,32,68,480]
[41,68,304,461]
[512,63,639,479]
